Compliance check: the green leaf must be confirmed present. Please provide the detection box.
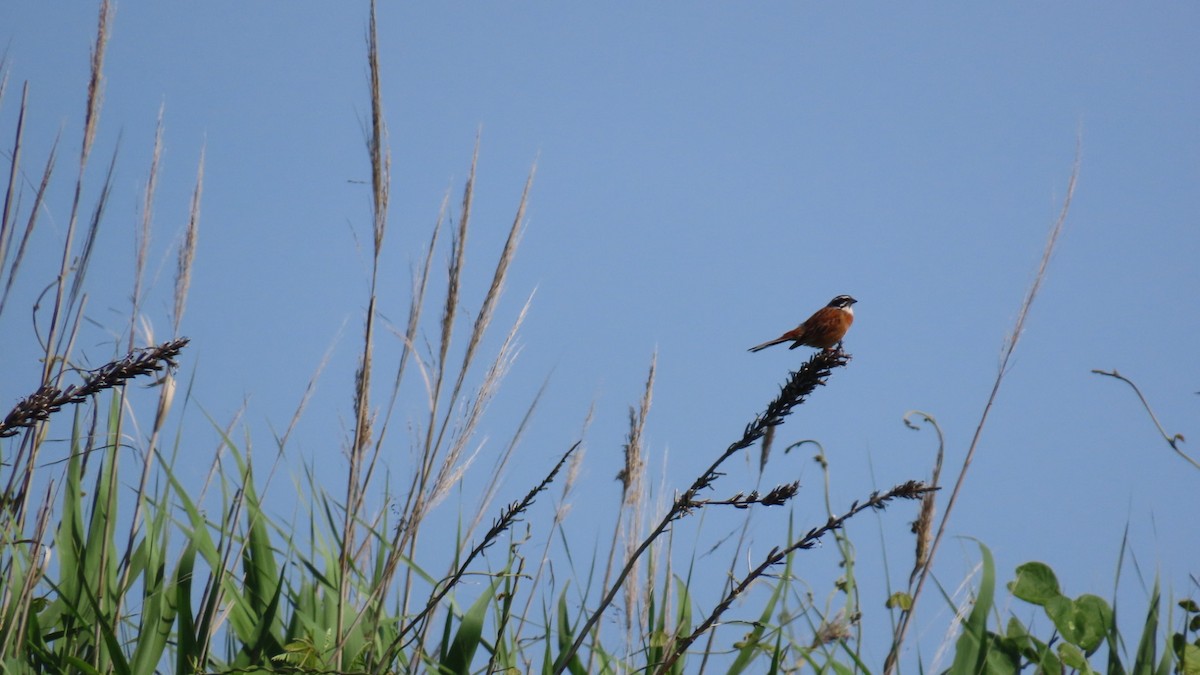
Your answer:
[1043,594,1110,653]
[1009,562,1060,605]
[61,656,105,675]
[129,559,173,675]
[1171,638,1200,667]
[1003,617,1028,641]
[673,575,693,646]
[728,554,787,675]
[1058,642,1092,672]
[886,592,913,610]
[980,634,1020,675]
[946,542,997,675]
[1132,582,1161,675]
[1002,616,1057,671]
[173,542,199,674]
[1173,636,1200,675]
[554,589,586,675]
[829,659,856,675]
[443,578,498,675]
[1031,644,1062,675]
[1071,595,1112,653]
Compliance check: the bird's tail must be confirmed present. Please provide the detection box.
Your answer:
[748,337,788,352]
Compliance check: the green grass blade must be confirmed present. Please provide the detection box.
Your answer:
[945,542,996,675]
[443,577,500,674]
[173,542,200,674]
[727,563,785,674]
[554,590,586,675]
[1132,581,1161,675]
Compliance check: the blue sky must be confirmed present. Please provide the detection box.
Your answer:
[2,2,1198,666]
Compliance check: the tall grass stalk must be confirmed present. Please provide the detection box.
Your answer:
[335,0,391,659]
[884,147,1080,673]
[325,1,545,668]
[42,0,110,389]
[609,354,655,644]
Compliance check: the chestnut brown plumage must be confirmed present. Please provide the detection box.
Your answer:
[749,295,857,352]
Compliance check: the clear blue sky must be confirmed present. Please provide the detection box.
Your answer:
[2,2,1197,666]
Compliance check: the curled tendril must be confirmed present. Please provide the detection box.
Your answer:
[1092,369,1197,471]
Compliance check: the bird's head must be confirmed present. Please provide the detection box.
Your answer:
[828,295,857,309]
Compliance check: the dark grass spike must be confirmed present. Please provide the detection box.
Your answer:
[682,347,849,505]
[374,441,582,673]
[654,480,938,675]
[551,347,851,675]
[687,481,801,509]
[0,338,189,438]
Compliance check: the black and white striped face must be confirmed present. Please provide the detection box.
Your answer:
[827,295,857,312]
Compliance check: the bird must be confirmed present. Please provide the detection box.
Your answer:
[748,295,857,352]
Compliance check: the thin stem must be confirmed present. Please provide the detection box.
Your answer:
[884,147,1078,674]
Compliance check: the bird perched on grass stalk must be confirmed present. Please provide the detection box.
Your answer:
[749,295,857,352]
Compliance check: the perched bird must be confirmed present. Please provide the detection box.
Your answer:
[749,295,857,352]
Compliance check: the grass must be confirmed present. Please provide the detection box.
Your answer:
[1,2,1195,674]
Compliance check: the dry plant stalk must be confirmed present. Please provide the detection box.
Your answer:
[607,354,654,638]
[127,106,163,348]
[552,347,852,675]
[333,4,540,659]
[174,148,202,334]
[0,82,31,317]
[336,0,389,658]
[0,82,59,320]
[655,480,936,675]
[884,149,1079,674]
[902,411,944,585]
[0,3,116,546]
[42,0,111,388]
